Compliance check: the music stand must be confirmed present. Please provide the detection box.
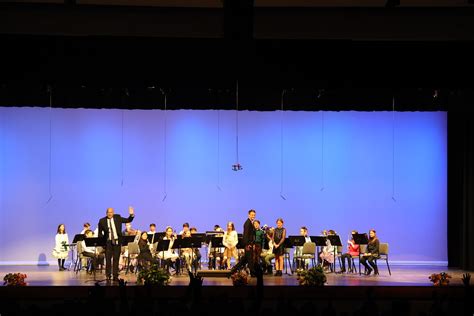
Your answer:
[209,236,224,270]
[84,237,106,282]
[147,232,162,244]
[327,235,342,272]
[71,234,85,270]
[353,233,369,275]
[236,236,244,250]
[289,236,306,248]
[289,235,307,272]
[204,234,213,245]
[156,239,171,269]
[263,237,270,250]
[121,235,136,247]
[311,236,328,265]
[282,238,293,275]
[184,235,205,273]
[171,238,184,275]
[72,234,85,243]
[193,233,206,241]
[210,236,223,247]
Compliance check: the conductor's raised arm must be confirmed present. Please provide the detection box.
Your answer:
[120,206,135,223]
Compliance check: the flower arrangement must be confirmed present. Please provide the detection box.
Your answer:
[137,264,171,286]
[297,266,327,286]
[230,269,249,286]
[3,273,27,286]
[429,272,452,286]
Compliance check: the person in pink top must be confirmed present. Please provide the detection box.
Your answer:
[340,230,360,273]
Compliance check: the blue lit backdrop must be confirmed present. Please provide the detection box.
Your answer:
[0,108,446,264]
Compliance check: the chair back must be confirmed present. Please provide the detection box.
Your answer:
[150,242,157,254]
[302,242,316,255]
[359,244,368,253]
[379,243,389,256]
[77,241,84,255]
[128,242,140,255]
[337,246,343,254]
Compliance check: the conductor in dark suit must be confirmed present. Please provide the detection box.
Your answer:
[98,206,135,281]
[230,209,256,274]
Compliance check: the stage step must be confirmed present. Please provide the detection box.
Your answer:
[196,270,232,278]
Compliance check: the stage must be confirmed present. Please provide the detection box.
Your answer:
[0,264,469,286]
[1,265,472,316]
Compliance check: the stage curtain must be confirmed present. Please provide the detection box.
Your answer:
[448,110,474,270]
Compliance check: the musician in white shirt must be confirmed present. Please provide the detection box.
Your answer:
[52,224,69,271]
[261,228,275,274]
[148,223,157,235]
[294,226,312,270]
[157,226,181,274]
[80,230,104,272]
[222,222,238,269]
[80,222,98,236]
[208,225,225,270]
[178,222,190,235]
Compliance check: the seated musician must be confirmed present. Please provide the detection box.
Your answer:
[319,229,336,272]
[81,230,104,273]
[190,227,201,270]
[253,220,265,265]
[294,226,312,270]
[179,223,190,235]
[148,223,157,234]
[157,226,180,274]
[261,228,275,275]
[340,230,360,273]
[81,222,98,236]
[123,222,138,236]
[181,230,194,271]
[137,231,159,267]
[119,225,140,272]
[208,225,224,270]
[223,222,238,270]
[360,229,380,275]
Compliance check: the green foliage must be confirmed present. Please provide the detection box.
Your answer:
[137,263,171,286]
[297,266,327,286]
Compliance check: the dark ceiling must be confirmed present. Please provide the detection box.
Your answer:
[0,1,473,111]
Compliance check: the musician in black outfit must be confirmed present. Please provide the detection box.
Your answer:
[97,206,135,281]
[360,229,380,275]
[137,231,159,267]
[230,209,256,275]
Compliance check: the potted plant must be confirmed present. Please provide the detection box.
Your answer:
[297,266,327,286]
[429,272,452,286]
[3,273,27,286]
[230,269,249,286]
[137,264,171,286]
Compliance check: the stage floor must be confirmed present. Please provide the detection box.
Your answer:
[0,265,469,287]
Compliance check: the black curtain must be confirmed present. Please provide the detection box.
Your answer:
[448,110,474,270]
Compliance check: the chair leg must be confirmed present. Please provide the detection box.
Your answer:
[125,256,130,274]
[351,258,357,273]
[74,257,80,274]
[386,258,392,275]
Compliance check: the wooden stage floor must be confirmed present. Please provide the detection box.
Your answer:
[0,264,469,287]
